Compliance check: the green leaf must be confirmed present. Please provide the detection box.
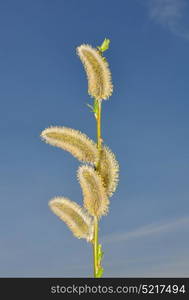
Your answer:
[96,266,104,278]
[97,38,110,53]
[93,99,98,115]
[96,244,104,277]
[98,244,104,262]
[86,103,94,113]
[86,100,98,119]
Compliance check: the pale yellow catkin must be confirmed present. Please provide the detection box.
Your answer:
[98,146,119,197]
[77,44,113,100]
[77,165,109,218]
[49,197,94,242]
[41,126,98,164]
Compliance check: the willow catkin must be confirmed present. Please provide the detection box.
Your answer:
[41,126,98,164]
[49,197,94,242]
[98,146,119,197]
[77,165,109,218]
[77,44,113,100]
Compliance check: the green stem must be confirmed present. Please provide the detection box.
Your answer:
[97,100,102,151]
[93,216,98,277]
[93,99,102,277]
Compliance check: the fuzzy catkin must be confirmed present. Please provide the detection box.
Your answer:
[49,197,94,242]
[77,165,109,218]
[41,126,98,164]
[98,146,119,197]
[77,44,113,100]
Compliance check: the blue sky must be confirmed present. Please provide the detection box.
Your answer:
[0,0,189,277]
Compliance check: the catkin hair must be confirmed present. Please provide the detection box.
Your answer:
[77,165,109,218]
[41,126,98,164]
[98,145,119,197]
[77,44,113,100]
[49,197,94,242]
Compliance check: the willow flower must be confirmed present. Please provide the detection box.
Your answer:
[77,44,113,100]
[77,165,109,218]
[49,197,94,242]
[98,146,119,197]
[41,126,98,164]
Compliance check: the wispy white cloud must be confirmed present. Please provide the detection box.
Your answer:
[147,0,189,40]
[145,258,189,277]
[103,216,189,244]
